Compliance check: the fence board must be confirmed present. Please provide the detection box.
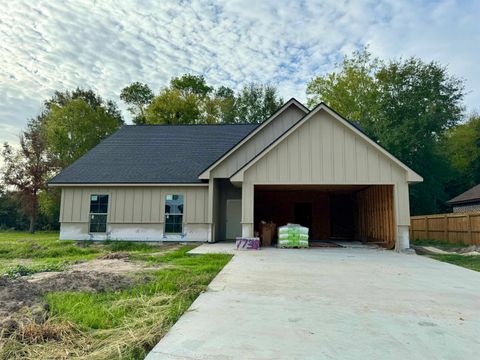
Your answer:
[410,212,480,245]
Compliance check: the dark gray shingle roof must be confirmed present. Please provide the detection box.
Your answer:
[447,184,480,205]
[49,124,257,184]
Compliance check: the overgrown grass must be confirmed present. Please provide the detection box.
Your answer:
[431,254,480,272]
[0,232,231,359]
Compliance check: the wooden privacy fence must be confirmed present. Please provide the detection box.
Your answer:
[410,212,480,245]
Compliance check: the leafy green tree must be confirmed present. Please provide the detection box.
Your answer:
[120,82,154,124]
[171,74,213,96]
[307,49,380,134]
[1,118,54,232]
[441,114,480,194]
[306,49,465,214]
[43,94,123,167]
[235,83,284,123]
[215,86,237,123]
[142,74,283,125]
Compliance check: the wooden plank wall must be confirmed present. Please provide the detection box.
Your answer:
[410,212,480,245]
[356,185,396,249]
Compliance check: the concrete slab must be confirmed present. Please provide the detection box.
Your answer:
[147,247,480,360]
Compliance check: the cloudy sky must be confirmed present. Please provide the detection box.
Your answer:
[0,0,479,147]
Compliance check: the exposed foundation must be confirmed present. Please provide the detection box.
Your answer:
[59,223,210,242]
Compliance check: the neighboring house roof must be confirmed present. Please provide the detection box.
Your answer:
[230,102,423,183]
[49,124,257,184]
[447,184,480,205]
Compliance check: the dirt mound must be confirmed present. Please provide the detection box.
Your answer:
[99,252,130,260]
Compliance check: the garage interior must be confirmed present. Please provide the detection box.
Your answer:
[254,185,396,249]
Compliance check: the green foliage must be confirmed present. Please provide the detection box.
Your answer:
[0,190,28,230]
[170,74,213,96]
[431,254,480,272]
[138,73,283,125]
[38,188,61,228]
[120,82,154,124]
[306,48,466,214]
[1,117,54,232]
[441,114,480,190]
[43,98,123,167]
[235,83,284,123]
[3,263,64,278]
[306,49,380,132]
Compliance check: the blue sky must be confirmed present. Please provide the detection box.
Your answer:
[0,0,479,148]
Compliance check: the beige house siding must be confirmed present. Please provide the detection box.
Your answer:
[210,105,306,178]
[239,110,411,227]
[60,186,209,224]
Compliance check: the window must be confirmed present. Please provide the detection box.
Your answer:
[164,194,184,234]
[89,195,108,233]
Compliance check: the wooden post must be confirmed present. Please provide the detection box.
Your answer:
[425,216,429,240]
[444,214,448,242]
[467,213,472,244]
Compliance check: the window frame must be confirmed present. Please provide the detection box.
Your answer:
[89,194,109,234]
[164,194,184,234]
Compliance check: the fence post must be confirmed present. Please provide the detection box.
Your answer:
[444,214,448,242]
[467,213,472,244]
[425,216,429,240]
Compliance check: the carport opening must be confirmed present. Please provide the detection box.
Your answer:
[254,185,396,248]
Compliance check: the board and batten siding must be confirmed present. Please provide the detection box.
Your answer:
[240,110,411,226]
[210,105,306,178]
[60,186,209,224]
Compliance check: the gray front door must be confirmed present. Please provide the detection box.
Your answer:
[226,199,242,239]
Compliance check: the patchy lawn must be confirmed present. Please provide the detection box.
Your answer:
[411,238,480,272]
[0,232,231,359]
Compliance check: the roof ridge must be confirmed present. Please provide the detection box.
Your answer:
[123,123,259,127]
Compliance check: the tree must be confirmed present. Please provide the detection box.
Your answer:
[1,118,54,232]
[235,83,284,123]
[170,74,213,97]
[141,75,283,125]
[120,82,154,124]
[306,49,465,214]
[43,93,124,167]
[306,49,380,136]
[441,114,480,194]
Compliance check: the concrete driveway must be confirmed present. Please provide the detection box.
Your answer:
[146,245,480,360]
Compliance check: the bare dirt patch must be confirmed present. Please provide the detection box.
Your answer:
[0,256,163,338]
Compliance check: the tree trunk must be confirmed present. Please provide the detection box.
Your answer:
[29,216,35,234]
[29,193,38,234]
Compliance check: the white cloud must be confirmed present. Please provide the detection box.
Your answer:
[0,0,479,150]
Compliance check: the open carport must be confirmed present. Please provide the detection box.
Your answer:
[254,184,396,248]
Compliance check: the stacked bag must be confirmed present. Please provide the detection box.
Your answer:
[278,223,309,248]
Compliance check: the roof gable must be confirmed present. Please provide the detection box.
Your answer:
[198,98,308,179]
[230,103,423,183]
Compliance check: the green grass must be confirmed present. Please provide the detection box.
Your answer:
[0,231,169,274]
[431,254,480,272]
[410,238,467,249]
[2,263,65,278]
[0,231,231,359]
